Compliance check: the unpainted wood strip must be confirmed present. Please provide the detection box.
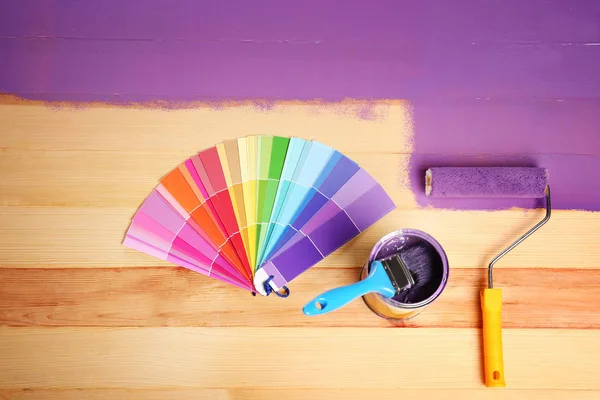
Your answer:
[0,101,411,154]
[0,388,597,400]
[0,327,598,389]
[0,267,598,329]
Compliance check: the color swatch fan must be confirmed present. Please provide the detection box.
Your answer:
[123,136,396,296]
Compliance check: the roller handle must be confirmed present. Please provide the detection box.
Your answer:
[481,288,506,387]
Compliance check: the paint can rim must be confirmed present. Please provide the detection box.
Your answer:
[367,228,449,310]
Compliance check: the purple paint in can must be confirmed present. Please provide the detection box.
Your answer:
[361,229,449,321]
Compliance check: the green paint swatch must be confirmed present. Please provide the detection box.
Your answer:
[256,136,289,267]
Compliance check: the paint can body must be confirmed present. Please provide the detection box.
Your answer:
[361,229,449,321]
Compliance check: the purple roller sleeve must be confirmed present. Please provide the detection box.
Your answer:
[426,167,548,198]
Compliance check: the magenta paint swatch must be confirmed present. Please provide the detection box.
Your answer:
[126,190,250,288]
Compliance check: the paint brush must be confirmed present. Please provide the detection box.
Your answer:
[302,243,436,316]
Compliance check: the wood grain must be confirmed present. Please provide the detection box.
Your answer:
[2,206,599,269]
[1,267,599,329]
[0,100,411,154]
[0,149,411,207]
[2,100,598,271]
[1,389,597,400]
[1,99,599,398]
[1,327,598,389]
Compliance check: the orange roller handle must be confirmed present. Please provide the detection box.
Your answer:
[481,288,506,387]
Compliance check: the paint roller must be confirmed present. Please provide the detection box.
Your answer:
[426,167,551,388]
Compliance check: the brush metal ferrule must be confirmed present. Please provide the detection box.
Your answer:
[381,254,415,293]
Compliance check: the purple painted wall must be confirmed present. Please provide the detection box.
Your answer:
[1,0,599,210]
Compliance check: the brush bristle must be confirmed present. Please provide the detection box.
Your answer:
[394,243,437,304]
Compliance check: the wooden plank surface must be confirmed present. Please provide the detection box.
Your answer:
[1,389,597,400]
[1,99,599,399]
[1,327,599,389]
[2,206,599,269]
[1,267,599,329]
[0,100,411,153]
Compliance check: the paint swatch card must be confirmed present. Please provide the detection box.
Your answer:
[255,168,396,294]
[123,135,396,295]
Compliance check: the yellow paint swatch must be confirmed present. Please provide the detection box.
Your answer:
[246,135,259,270]
[238,137,257,271]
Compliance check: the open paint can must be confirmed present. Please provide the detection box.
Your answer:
[361,229,449,321]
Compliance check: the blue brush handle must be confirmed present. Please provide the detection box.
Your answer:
[303,261,396,316]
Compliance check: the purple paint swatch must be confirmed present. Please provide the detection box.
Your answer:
[261,169,395,289]
[261,151,359,261]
